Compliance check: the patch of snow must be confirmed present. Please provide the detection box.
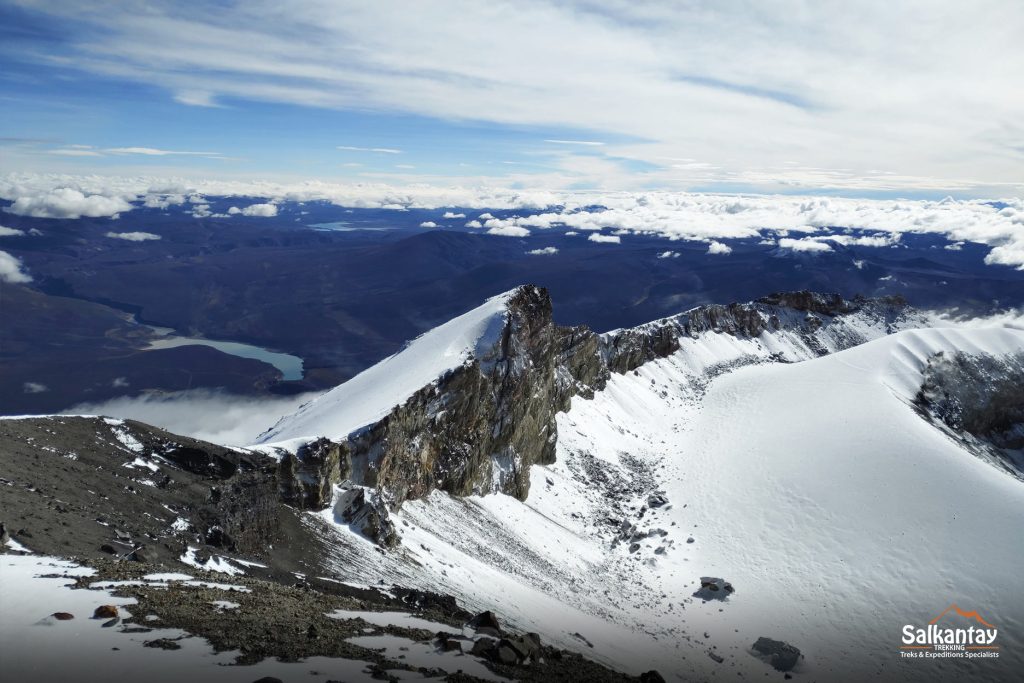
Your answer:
[327,609,456,633]
[179,547,245,576]
[257,290,514,446]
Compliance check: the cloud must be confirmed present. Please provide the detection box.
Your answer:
[945,241,964,251]
[4,187,133,218]
[707,241,732,255]
[173,90,221,107]
[657,250,680,258]
[526,246,559,255]
[443,211,465,218]
[106,231,161,241]
[23,382,48,394]
[6,2,1022,195]
[2,173,1024,268]
[544,139,605,146]
[46,148,103,157]
[487,225,530,237]
[0,250,32,283]
[588,233,621,244]
[106,147,223,158]
[229,203,278,217]
[65,389,323,447]
[778,237,833,253]
[419,221,438,228]
[337,146,402,154]
[0,226,26,237]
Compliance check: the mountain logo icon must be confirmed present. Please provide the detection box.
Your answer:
[929,604,996,629]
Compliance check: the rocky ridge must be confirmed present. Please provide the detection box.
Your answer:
[267,286,916,545]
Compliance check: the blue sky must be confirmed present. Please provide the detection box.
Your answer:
[1,1,1022,197]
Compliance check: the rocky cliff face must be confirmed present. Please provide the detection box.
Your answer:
[263,286,917,546]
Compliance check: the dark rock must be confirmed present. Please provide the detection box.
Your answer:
[495,644,519,665]
[640,671,666,683]
[708,651,724,664]
[333,484,399,547]
[752,636,801,671]
[51,612,74,620]
[252,678,284,683]
[102,618,120,628]
[468,610,502,633]
[646,493,668,508]
[99,543,117,555]
[129,547,152,563]
[114,529,131,541]
[93,605,119,619]
[278,438,349,509]
[693,577,734,601]
[0,522,9,545]
[470,637,498,658]
[144,638,182,650]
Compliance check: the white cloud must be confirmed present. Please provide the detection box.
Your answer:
[65,389,323,447]
[46,148,103,157]
[945,241,964,251]
[478,213,495,220]
[443,211,465,218]
[0,250,32,283]
[657,250,680,258]
[778,237,833,253]
[2,173,1024,268]
[707,240,732,255]
[106,147,223,157]
[419,221,438,228]
[229,203,278,217]
[4,187,132,218]
[487,225,530,237]
[337,146,401,154]
[0,225,26,237]
[23,382,48,394]
[6,2,1023,195]
[588,233,621,244]
[544,139,605,146]
[173,90,220,107]
[526,246,559,255]
[106,231,161,241]
[852,259,865,269]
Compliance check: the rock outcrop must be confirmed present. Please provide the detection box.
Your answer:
[263,287,917,545]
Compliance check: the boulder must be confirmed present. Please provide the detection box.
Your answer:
[693,577,734,601]
[468,610,502,633]
[93,605,119,619]
[752,636,801,672]
[646,493,668,508]
[51,612,74,620]
[640,672,666,683]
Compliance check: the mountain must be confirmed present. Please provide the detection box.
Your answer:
[3,286,1023,682]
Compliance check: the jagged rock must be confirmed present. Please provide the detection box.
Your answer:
[278,438,348,509]
[333,484,399,547]
[0,522,9,545]
[470,637,499,658]
[647,493,668,508]
[93,605,119,619]
[752,636,801,671]
[468,610,502,633]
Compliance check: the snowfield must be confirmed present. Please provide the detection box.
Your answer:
[311,323,1024,682]
[256,289,512,448]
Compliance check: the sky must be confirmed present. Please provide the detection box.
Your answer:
[0,0,1022,197]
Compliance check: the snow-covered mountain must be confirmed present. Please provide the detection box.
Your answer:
[254,286,1024,682]
[4,286,1022,682]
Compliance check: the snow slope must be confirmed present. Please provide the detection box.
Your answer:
[310,323,1024,682]
[257,290,512,447]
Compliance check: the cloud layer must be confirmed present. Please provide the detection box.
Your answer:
[2,172,1023,268]
[0,250,32,283]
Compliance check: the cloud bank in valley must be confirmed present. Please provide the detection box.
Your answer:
[2,173,1023,268]
[66,390,324,447]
